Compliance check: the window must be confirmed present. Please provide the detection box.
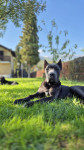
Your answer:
[0,51,4,56]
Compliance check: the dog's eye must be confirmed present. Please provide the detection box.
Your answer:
[55,67,59,71]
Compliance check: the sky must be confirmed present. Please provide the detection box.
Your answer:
[0,0,84,59]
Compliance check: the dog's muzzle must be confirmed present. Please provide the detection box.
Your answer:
[48,73,55,83]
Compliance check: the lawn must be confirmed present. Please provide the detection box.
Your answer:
[0,78,84,150]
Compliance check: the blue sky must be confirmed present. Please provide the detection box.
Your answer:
[0,0,84,59]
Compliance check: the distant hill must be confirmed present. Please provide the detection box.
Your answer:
[37,59,53,70]
[31,58,53,72]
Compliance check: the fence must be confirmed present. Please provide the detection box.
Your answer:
[60,56,84,81]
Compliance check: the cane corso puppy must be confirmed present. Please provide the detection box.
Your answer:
[0,77,18,85]
[14,60,84,107]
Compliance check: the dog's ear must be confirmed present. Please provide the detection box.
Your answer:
[44,60,49,69]
[57,59,62,70]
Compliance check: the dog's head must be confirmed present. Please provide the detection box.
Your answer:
[44,60,62,83]
[0,77,5,82]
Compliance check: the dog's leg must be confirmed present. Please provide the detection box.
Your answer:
[14,92,45,104]
[24,96,55,107]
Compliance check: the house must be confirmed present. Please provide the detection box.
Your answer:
[0,44,16,77]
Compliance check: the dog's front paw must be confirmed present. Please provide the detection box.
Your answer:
[23,101,34,108]
[14,99,22,104]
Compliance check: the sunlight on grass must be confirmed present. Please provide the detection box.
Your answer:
[61,123,71,131]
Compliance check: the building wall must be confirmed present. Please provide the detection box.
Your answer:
[0,47,12,57]
[0,46,14,77]
[0,63,11,76]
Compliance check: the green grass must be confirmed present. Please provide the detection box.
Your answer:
[0,78,84,150]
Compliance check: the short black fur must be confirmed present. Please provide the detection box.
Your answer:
[0,77,18,85]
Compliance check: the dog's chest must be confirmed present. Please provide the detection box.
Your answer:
[44,83,60,96]
[38,81,61,97]
[45,88,56,96]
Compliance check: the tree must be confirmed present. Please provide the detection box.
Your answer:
[0,0,46,36]
[19,1,40,77]
[42,20,77,63]
[14,45,21,71]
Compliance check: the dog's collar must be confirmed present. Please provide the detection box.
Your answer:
[44,80,61,89]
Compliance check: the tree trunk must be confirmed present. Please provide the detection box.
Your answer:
[21,63,23,78]
[28,64,30,78]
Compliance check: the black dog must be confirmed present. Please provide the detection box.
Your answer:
[14,60,84,107]
[0,77,18,85]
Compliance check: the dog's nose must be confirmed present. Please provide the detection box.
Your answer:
[50,73,54,77]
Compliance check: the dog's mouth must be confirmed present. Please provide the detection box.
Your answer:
[49,77,55,83]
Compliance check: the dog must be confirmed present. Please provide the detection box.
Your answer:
[14,60,84,107]
[0,77,18,85]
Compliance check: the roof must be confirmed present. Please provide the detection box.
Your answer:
[0,44,16,57]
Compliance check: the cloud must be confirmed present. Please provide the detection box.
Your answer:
[74,53,84,58]
[44,55,52,58]
[38,49,43,54]
[44,55,48,58]
[79,47,83,50]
